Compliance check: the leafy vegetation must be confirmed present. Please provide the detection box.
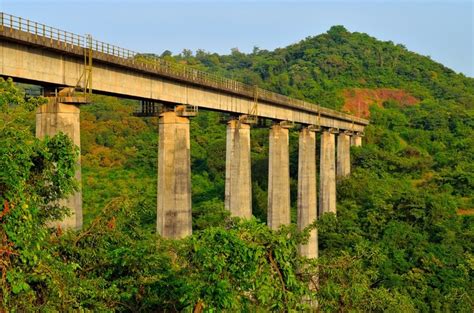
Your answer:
[1,25,473,311]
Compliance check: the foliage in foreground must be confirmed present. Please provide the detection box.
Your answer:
[0,79,429,311]
[0,78,79,310]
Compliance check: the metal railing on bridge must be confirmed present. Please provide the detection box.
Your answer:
[0,12,366,124]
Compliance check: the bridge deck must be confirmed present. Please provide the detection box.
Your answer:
[0,12,368,131]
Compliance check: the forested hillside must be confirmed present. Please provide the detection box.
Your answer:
[1,26,473,311]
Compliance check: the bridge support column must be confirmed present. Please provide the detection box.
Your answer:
[297,128,318,259]
[319,129,336,215]
[225,119,252,218]
[337,132,351,178]
[157,111,192,239]
[36,100,82,230]
[268,124,290,229]
[351,134,362,147]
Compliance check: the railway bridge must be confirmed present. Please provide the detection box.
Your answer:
[0,13,368,259]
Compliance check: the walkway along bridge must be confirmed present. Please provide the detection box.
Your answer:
[0,13,369,259]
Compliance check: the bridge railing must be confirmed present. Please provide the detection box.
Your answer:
[0,12,366,123]
[0,12,83,46]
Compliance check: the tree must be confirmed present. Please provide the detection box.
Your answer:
[0,78,79,310]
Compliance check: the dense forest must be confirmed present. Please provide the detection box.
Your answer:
[1,26,473,311]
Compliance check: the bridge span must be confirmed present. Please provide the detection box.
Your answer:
[1,13,368,259]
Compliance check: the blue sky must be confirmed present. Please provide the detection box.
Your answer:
[1,0,472,77]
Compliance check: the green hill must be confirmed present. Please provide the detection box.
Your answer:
[175,25,474,108]
[81,25,473,224]
[1,26,473,311]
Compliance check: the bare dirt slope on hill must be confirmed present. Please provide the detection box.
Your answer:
[342,88,419,118]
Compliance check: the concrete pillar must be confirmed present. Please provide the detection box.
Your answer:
[36,101,82,230]
[319,129,336,215]
[157,111,192,239]
[225,119,252,218]
[351,135,362,147]
[297,128,318,259]
[337,132,351,178]
[268,124,290,229]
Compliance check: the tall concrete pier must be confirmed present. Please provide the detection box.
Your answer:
[297,128,318,259]
[351,134,362,147]
[267,124,291,229]
[337,132,351,178]
[36,100,83,230]
[225,119,252,218]
[319,129,336,215]
[157,111,192,239]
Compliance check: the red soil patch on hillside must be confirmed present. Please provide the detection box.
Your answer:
[457,209,474,216]
[342,88,419,118]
